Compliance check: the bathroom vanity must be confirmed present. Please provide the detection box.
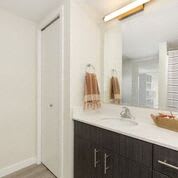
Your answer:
[73,1,178,177]
[73,109,178,178]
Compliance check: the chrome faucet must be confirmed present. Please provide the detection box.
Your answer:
[120,107,134,119]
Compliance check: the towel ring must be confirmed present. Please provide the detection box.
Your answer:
[86,64,95,73]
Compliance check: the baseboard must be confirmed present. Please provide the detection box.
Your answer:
[0,157,37,178]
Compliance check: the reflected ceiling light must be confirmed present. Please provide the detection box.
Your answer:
[103,0,151,22]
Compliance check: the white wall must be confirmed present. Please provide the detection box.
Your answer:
[68,2,102,178]
[0,8,37,171]
[70,1,102,107]
[62,0,72,178]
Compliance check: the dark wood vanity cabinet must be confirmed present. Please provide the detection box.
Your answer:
[119,134,152,167]
[74,122,114,178]
[153,172,170,178]
[74,136,92,178]
[153,145,178,178]
[74,121,178,178]
[115,155,152,178]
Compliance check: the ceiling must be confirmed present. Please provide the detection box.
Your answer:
[0,0,62,22]
[1,0,178,58]
[76,0,132,17]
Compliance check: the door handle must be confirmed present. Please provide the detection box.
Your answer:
[94,148,100,168]
[104,153,110,174]
[158,160,178,170]
[49,104,53,108]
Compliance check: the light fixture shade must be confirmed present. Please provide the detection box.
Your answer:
[103,0,151,22]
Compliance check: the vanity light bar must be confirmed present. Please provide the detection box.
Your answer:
[103,0,151,22]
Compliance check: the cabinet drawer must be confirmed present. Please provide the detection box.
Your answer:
[119,134,152,167]
[153,145,178,178]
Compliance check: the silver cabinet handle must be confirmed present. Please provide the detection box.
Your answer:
[104,153,110,174]
[158,160,178,170]
[94,149,100,168]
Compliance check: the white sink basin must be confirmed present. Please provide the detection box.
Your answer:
[100,118,138,127]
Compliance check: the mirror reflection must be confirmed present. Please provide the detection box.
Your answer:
[122,55,159,108]
[103,0,178,110]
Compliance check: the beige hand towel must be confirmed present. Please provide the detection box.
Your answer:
[110,76,120,104]
[84,72,101,110]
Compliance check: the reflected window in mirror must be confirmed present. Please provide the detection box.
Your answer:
[167,50,178,110]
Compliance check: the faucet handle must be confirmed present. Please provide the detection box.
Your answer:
[120,107,128,117]
[120,106,135,120]
[122,106,130,113]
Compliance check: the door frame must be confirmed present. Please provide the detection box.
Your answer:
[37,6,64,177]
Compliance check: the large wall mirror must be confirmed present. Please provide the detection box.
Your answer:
[103,0,178,111]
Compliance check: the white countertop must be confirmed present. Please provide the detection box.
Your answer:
[73,105,178,151]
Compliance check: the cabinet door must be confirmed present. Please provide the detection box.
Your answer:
[74,137,92,178]
[114,155,152,178]
[119,135,152,168]
[153,171,170,178]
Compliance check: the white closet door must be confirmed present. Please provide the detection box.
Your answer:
[41,18,62,178]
